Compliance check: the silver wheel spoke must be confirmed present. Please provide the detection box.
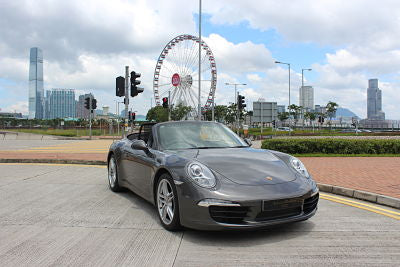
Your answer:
[157,179,175,225]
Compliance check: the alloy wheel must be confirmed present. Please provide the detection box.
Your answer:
[157,179,175,225]
[108,157,116,188]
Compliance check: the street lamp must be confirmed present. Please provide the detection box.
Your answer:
[225,82,246,106]
[275,61,291,107]
[301,68,312,88]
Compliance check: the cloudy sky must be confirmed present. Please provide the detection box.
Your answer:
[0,0,399,119]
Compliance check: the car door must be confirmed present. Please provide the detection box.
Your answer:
[123,127,156,200]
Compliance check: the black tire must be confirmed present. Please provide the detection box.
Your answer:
[155,173,181,231]
[108,155,122,192]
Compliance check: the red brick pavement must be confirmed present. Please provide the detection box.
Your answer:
[301,157,400,199]
[0,151,399,199]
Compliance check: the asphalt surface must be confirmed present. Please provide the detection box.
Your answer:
[0,163,399,266]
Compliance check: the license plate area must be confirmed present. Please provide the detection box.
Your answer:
[263,198,303,211]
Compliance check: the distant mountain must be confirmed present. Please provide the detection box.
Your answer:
[335,107,359,118]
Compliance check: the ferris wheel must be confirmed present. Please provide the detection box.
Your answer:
[153,34,217,116]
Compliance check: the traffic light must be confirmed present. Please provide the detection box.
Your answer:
[318,116,325,123]
[162,97,168,108]
[237,94,246,111]
[84,97,90,110]
[272,120,276,127]
[130,71,142,97]
[128,111,136,122]
[116,76,125,97]
[91,98,97,110]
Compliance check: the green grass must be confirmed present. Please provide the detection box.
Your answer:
[293,153,400,157]
[9,128,121,137]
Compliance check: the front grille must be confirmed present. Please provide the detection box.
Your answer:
[303,193,319,214]
[209,206,249,224]
[255,207,302,221]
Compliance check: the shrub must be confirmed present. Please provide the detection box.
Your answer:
[261,138,400,154]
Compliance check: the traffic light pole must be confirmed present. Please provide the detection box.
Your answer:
[168,90,171,121]
[236,91,240,135]
[89,97,92,140]
[124,66,129,138]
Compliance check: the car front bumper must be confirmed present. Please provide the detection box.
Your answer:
[175,178,319,231]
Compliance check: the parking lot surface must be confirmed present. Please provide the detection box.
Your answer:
[0,163,399,266]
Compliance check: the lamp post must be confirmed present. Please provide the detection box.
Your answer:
[225,82,246,130]
[197,0,202,120]
[301,68,312,88]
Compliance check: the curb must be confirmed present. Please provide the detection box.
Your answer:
[0,159,398,210]
[317,183,400,210]
[0,158,107,165]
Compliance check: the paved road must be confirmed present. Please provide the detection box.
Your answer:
[0,163,399,266]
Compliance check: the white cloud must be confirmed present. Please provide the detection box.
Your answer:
[3,101,28,114]
[204,34,274,73]
[1,0,399,119]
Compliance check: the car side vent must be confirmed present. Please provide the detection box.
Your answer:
[303,193,319,214]
[209,206,249,224]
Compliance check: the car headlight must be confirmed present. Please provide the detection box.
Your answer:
[290,156,310,178]
[186,162,216,188]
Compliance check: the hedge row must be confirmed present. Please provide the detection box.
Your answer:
[261,138,400,154]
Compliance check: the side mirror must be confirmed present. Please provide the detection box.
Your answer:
[244,138,252,147]
[131,140,148,151]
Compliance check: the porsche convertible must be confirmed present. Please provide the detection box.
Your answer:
[107,121,319,231]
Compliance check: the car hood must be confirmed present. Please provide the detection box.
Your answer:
[173,147,297,185]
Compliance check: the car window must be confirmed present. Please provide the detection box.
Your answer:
[157,122,247,150]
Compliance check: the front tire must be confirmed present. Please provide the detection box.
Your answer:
[156,174,181,231]
[108,155,122,192]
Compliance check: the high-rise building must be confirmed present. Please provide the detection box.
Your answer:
[76,93,94,119]
[277,105,286,114]
[46,89,76,119]
[299,86,314,110]
[28,47,44,119]
[367,79,385,120]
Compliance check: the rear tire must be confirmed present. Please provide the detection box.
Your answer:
[156,173,181,231]
[108,155,122,192]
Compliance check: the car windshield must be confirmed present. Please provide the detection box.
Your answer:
[157,122,248,150]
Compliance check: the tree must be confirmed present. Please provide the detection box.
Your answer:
[225,103,237,125]
[304,111,316,126]
[203,105,228,122]
[278,112,289,122]
[326,101,339,130]
[288,104,302,126]
[146,106,168,122]
[170,103,192,121]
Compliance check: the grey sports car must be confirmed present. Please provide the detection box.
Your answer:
[107,121,319,231]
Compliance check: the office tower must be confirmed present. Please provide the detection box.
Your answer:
[47,89,76,119]
[277,105,286,114]
[367,79,385,120]
[28,47,44,119]
[299,86,314,110]
[76,93,94,119]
